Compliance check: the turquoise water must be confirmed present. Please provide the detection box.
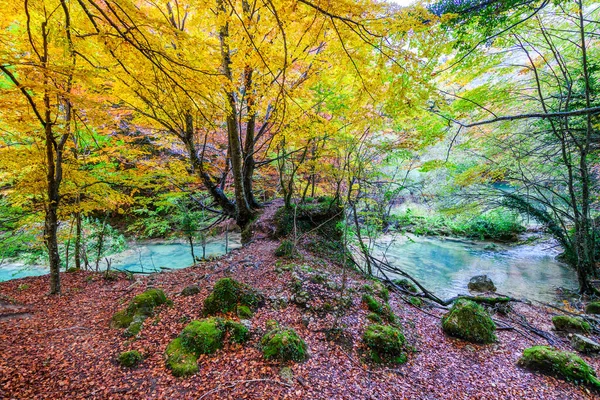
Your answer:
[0,235,241,282]
[373,235,578,303]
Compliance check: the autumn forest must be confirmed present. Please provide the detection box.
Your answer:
[1,0,599,398]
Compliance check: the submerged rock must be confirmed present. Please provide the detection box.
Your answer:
[468,275,496,293]
[571,334,600,353]
[518,346,600,389]
[441,299,497,344]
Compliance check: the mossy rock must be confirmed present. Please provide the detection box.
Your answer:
[66,267,79,273]
[223,320,250,344]
[552,315,591,334]
[367,313,383,323]
[372,281,389,301]
[127,288,168,316]
[363,324,407,364]
[393,278,418,294]
[203,278,263,316]
[181,285,201,296]
[518,346,600,388]
[165,338,199,377]
[362,294,396,323]
[585,302,600,315]
[237,305,253,319]
[111,288,169,337]
[180,319,225,356]
[261,325,308,362]
[441,299,497,344]
[275,240,296,258]
[117,350,143,368]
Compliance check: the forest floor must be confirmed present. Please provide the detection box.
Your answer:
[0,204,598,399]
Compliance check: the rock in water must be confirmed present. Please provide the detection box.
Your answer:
[571,334,600,353]
[468,275,496,292]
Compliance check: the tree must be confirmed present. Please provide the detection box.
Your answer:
[432,0,599,293]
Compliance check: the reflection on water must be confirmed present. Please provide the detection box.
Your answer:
[0,234,241,282]
[374,235,578,303]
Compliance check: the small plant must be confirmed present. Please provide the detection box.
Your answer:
[275,239,296,258]
[17,284,30,291]
[117,350,143,368]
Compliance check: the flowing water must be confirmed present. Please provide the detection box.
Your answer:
[372,235,578,303]
[0,234,241,282]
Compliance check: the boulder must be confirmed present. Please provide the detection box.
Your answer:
[552,315,591,334]
[468,275,496,292]
[518,346,600,389]
[441,299,497,343]
[261,322,308,362]
[363,324,407,364]
[585,302,600,315]
[181,285,201,296]
[571,334,600,353]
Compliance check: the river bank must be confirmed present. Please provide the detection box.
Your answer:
[0,229,597,399]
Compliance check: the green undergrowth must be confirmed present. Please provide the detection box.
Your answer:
[111,288,169,337]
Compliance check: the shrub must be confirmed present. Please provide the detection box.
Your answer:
[261,325,308,362]
[552,316,591,333]
[117,350,143,368]
[441,299,496,344]
[519,346,600,388]
[203,278,263,316]
[363,324,407,364]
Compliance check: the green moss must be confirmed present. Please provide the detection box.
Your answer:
[224,320,250,344]
[372,281,389,301]
[409,297,424,307]
[111,288,169,337]
[363,324,407,364]
[362,294,396,323]
[66,267,78,273]
[111,310,134,329]
[441,299,497,344]
[519,346,600,388]
[237,305,253,319]
[127,288,168,317]
[552,315,591,333]
[180,319,224,356]
[393,279,418,294]
[275,240,296,258]
[585,302,600,315]
[165,338,199,377]
[117,350,143,368]
[261,325,308,362]
[367,313,382,323]
[203,278,263,316]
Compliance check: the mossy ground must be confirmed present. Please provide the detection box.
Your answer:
[441,299,496,344]
[519,346,600,389]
